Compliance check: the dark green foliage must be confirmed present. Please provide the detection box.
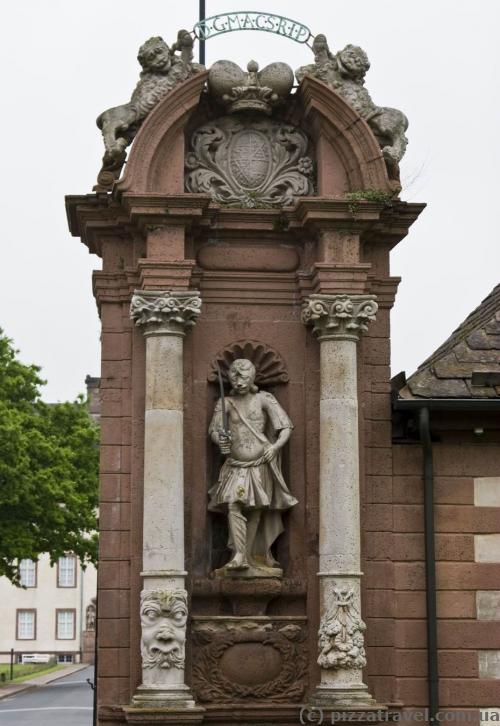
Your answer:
[0,330,99,584]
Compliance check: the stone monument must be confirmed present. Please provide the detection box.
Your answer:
[67,16,424,725]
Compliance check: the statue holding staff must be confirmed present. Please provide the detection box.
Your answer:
[208,359,297,575]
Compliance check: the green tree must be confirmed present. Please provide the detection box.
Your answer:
[0,330,99,584]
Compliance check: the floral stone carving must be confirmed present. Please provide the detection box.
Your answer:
[302,294,378,341]
[318,586,367,670]
[185,116,314,207]
[130,291,201,336]
[192,620,308,702]
[140,589,188,671]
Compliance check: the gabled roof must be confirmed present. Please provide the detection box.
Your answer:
[398,284,500,399]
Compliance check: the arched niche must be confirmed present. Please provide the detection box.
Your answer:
[115,69,393,199]
[116,71,209,195]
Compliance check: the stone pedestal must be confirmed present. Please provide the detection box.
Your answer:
[302,294,378,707]
[130,291,202,710]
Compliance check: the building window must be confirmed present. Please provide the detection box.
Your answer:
[57,653,74,664]
[57,555,76,587]
[56,610,76,640]
[19,559,37,588]
[16,610,36,640]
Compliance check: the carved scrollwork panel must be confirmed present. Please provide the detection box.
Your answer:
[185,116,314,207]
[192,621,308,703]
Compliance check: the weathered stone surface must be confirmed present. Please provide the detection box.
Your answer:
[208,59,294,115]
[476,591,500,620]
[399,284,500,399]
[302,294,378,342]
[318,585,367,670]
[192,619,307,703]
[185,116,313,207]
[208,358,296,575]
[95,32,204,191]
[478,651,500,678]
[474,478,500,507]
[296,35,408,180]
[475,535,500,563]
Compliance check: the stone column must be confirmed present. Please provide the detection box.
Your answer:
[129,290,201,708]
[302,294,378,707]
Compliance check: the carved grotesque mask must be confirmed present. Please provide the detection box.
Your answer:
[140,589,188,670]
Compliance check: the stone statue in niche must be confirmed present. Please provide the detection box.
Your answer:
[94,31,204,191]
[85,597,96,630]
[296,35,408,180]
[208,359,297,576]
[140,589,188,672]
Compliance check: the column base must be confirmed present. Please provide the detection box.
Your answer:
[311,682,377,708]
[131,683,200,710]
[124,705,205,724]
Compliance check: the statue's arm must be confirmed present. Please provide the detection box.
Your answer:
[261,392,292,461]
[209,398,223,445]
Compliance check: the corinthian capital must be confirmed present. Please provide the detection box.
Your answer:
[130,290,201,337]
[302,294,377,341]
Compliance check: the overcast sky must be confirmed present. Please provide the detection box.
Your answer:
[1,0,499,401]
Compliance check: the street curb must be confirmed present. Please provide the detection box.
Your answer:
[0,663,89,700]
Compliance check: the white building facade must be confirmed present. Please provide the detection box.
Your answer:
[0,554,96,664]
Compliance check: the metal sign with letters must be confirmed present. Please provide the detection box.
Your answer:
[193,11,313,45]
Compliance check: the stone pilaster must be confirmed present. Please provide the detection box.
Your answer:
[129,290,201,709]
[302,294,378,707]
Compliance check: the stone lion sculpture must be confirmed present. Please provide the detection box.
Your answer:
[95,31,204,191]
[296,36,408,180]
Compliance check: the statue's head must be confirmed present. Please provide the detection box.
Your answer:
[228,358,258,395]
[337,44,370,80]
[140,589,187,670]
[138,36,172,74]
[312,34,332,62]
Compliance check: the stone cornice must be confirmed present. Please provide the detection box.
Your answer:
[66,192,426,256]
[130,290,201,337]
[302,294,378,342]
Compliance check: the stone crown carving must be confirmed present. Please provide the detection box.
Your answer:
[208,60,294,115]
[185,116,314,208]
[130,291,201,336]
[302,294,378,341]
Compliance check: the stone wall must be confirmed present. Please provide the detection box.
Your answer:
[386,438,500,716]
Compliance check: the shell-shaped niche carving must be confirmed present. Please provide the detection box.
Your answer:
[208,340,289,386]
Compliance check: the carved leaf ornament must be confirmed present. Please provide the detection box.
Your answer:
[192,621,307,702]
[185,116,313,207]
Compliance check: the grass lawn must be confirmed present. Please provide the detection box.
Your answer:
[0,662,64,684]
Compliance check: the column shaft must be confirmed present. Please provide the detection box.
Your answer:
[302,294,378,707]
[129,290,201,708]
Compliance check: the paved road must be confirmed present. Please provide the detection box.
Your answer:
[0,666,94,726]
